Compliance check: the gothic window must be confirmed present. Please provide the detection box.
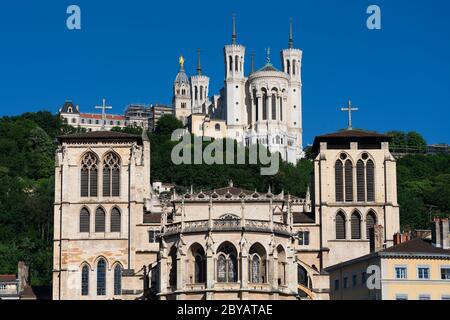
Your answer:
[194,86,198,100]
[366,160,375,202]
[249,243,266,283]
[81,152,98,197]
[254,90,259,121]
[298,265,309,288]
[345,160,353,202]
[95,208,106,233]
[103,153,120,197]
[351,212,362,239]
[229,56,233,72]
[357,160,366,202]
[168,247,177,287]
[366,211,377,240]
[336,211,346,240]
[114,265,122,295]
[80,208,90,233]
[235,55,239,72]
[335,160,344,202]
[217,243,238,283]
[110,208,121,233]
[293,60,296,75]
[200,86,203,101]
[81,265,89,296]
[271,95,277,120]
[277,246,286,286]
[287,59,291,74]
[97,259,106,296]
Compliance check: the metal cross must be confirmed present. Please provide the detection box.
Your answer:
[341,99,358,130]
[95,98,112,130]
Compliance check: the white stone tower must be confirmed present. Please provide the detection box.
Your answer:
[190,49,210,114]
[173,55,192,125]
[224,14,247,142]
[281,18,303,158]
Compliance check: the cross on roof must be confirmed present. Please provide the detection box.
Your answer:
[95,98,112,130]
[341,99,359,130]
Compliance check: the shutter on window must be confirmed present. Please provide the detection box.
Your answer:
[112,168,120,197]
[110,208,121,232]
[351,214,361,239]
[81,169,89,197]
[335,161,344,202]
[336,213,346,239]
[357,160,365,202]
[103,168,111,197]
[345,160,353,202]
[95,209,105,232]
[366,160,375,201]
[90,168,98,197]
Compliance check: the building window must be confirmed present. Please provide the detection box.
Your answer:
[81,119,85,124]
[298,231,310,245]
[442,295,450,300]
[335,211,346,240]
[418,294,431,300]
[366,160,375,201]
[251,255,261,283]
[351,212,362,239]
[103,153,121,197]
[417,266,430,280]
[95,120,99,125]
[352,274,357,287]
[262,91,268,120]
[97,259,106,296]
[271,94,277,120]
[216,243,238,283]
[81,265,89,296]
[79,208,90,233]
[215,123,220,131]
[361,271,367,286]
[114,265,122,295]
[440,267,450,280]
[344,160,353,202]
[95,208,106,233]
[110,208,121,232]
[249,244,266,284]
[396,294,408,300]
[334,279,339,291]
[356,160,365,201]
[343,276,348,289]
[148,230,161,243]
[71,118,76,124]
[366,211,377,240]
[335,160,344,202]
[81,152,98,197]
[395,266,407,279]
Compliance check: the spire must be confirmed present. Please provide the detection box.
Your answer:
[251,52,255,74]
[289,17,293,49]
[196,48,202,76]
[265,47,271,64]
[232,13,237,44]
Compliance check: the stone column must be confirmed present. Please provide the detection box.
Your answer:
[159,256,168,299]
[240,254,249,300]
[251,95,256,126]
[256,94,262,124]
[268,94,273,121]
[176,250,185,300]
[206,254,214,300]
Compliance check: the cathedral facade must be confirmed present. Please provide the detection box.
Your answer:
[173,17,304,164]
[52,128,400,300]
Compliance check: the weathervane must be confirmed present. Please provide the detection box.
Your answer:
[95,98,112,130]
[340,99,359,130]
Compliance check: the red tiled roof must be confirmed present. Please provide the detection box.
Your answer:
[0,275,17,281]
[79,113,126,121]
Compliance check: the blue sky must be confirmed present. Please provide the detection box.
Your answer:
[0,0,449,145]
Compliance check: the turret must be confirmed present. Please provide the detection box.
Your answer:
[173,55,192,124]
[190,49,210,114]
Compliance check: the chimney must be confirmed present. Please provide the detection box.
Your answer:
[393,233,402,246]
[18,261,29,293]
[431,217,450,249]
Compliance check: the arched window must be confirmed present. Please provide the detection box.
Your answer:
[97,259,106,296]
[217,242,238,283]
[366,211,377,240]
[168,247,177,287]
[345,160,353,202]
[235,55,239,72]
[103,153,120,197]
[80,208,90,233]
[271,94,277,120]
[262,91,268,120]
[287,59,291,74]
[335,160,344,202]
[189,244,206,284]
[293,60,296,75]
[366,160,375,202]
[114,265,122,295]
[200,86,203,101]
[95,208,106,233]
[351,212,362,239]
[81,265,89,296]
[249,243,266,283]
[194,86,198,101]
[215,123,221,132]
[254,90,259,121]
[110,208,121,233]
[81,152,98,197]
[279,97,283,121]
[357,160,365,202]
[336,211,346,240]
[297,264,309,287]
[229,56,233,72]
